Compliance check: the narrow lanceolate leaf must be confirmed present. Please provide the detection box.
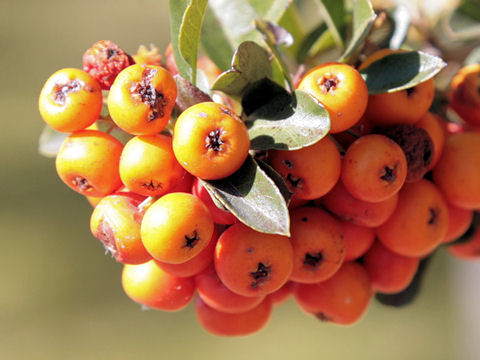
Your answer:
[465,46,480,65]
[174,75,212,113]
[339,0,376,62]
[38,126,68,158]
[314,0,346,49]
[248,0,292,22]
[247,89,330,151]
[359,51,447,94]
[212,41,273,97]
[179,0,208,85]
[389,4,410,50]
[169,0,191,81]
[201,156,290,236]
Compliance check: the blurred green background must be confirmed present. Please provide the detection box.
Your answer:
[1,0,480,359]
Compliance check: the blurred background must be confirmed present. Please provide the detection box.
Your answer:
[1,0,480,359]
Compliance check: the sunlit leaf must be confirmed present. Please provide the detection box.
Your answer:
[314,0,345,49]
[38,126,68,158]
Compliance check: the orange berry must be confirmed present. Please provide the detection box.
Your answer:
[214,223,293,297]
[173,102,250,180]
[90,194,151,264]
[55,130,123,197]
[269,136,341,200]
[415,112,446,170]
[448,227,480,260]
[119,134,186,197]
[322,180,399,228]
[363,241,419,294]
[298,62,368,133]
[340,219,375,262]
[342,134,408,202]
[377,179,449,257]
[433,132,480,209]
[39,68,103,132]
[108,64,177,135]
[289,207,345,283]
[121,260,195,311]
[294,262,372,325]
[154,227,218,278]
[195,296,272,336]
[266,281,295,306]
[195,266,265,314]
[141,193,214,264]
[448,64,480,126]
[360,49,435,126]
[443,203,474,244]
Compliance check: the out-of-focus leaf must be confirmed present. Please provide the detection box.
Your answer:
[169,0,191,82]
[296,23,328,63]
[94,119,133,144]
[359,51,446,94]
[314,0,345,49]
[212,41,273,97]
[248,0,292,22]
[246,89,330,150]
[178,0,208,85]
[339,0,376,62]
[279,2,307,58]
[38,126,68,158]
[174,74,212,113]
[465,46,480,65]
[389,4,410,50]
[201,155,290,236]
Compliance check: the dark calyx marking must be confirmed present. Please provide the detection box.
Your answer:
[286,173,303,189]
[72,176,92,192]
[97,219,119,259]
[283,159,294,169]
[183,230,200,249]
[319,75,339,94]
[315,312,332,322]
[428,207,439,225]
[142,180,162,191]
[303,252,323,268]
[380,165,396,183]
[405,87,416,96]
[53,79,83,105]
[132,67,168,121]
[250,262,271,288]
[205,128,225,152]
[106,47,119,59]
[301,217,308,222]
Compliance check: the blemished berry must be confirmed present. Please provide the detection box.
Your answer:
[83,40,134,90]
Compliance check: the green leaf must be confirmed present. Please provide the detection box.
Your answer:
[359,51,447,94]
[178,0,208,85]
[169,0,191,82]
[255,159,293,205]
[247,89,330,150]
[200,6,235,71]
[38,126,68,158]
[296,23,328,63]
[389,4,410,50]
[465,46,480,65]
[314,0,345,49]
[174,74,212,113]
[248,0,292,22]
[94,120,133,144]
[339,0,376,63]
[212,41,273,97]
[201,155,290,236]
[278,2,307,58]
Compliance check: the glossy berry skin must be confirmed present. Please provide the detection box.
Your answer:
[108,64,177,135]
[173,102,250,180]
[433,132,480,210]
[341,220,375,261]
[55,130,123,197]
[90,194,151,264]
[415,112,446,170]
[342,134,408,202]
[377,179,448,257]
[119,134,186,197]
[121,260,195,311]
[294,262,372,325]
[448,64,480,126]
[195,296,272,337]
[82,40,134,90]
[442,204,473,244]
[363,241,419,294]
[269,136,341,200]
[39,68,103,132]
[141,193,214,264]
[298,62,368,133]
[214,223,293,297]
[289,207,345,283]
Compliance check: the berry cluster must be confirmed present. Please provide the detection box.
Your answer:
[39,40,480,337]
